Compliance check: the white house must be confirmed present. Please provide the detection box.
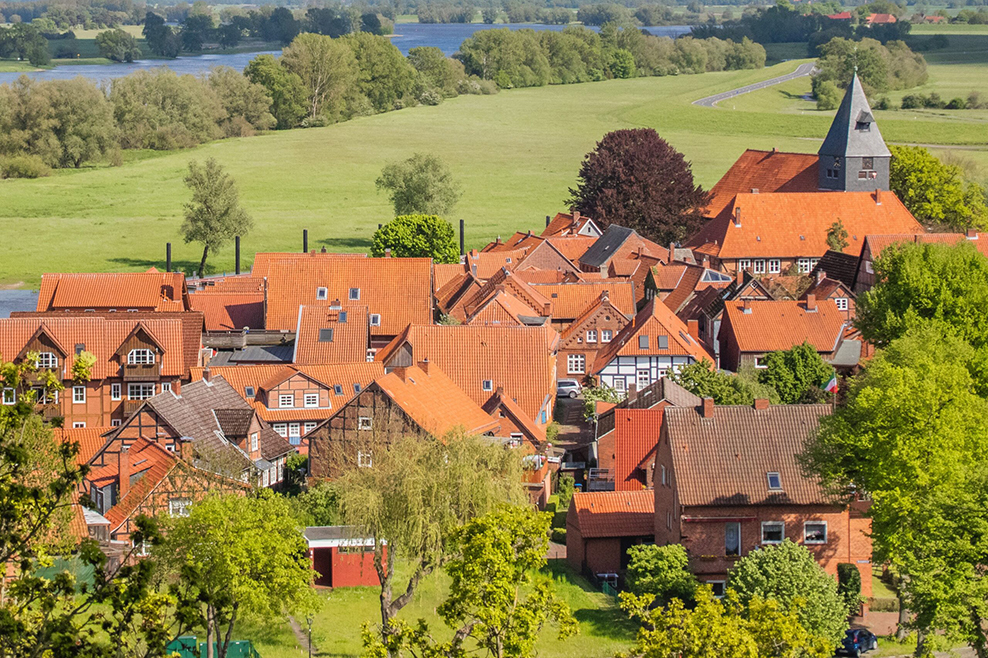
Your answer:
[592,300,713,393]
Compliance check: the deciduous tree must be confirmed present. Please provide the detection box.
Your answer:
[281,32,359,123]
[625,544,699,605]
[181,157,253,276]
[243,54,308,130]
[672,360,779,405]
[759,343,834,404]
[826,219,849,251]
[375,152,462,216]
[207,65,276,136]
[567,128,709,244]
[372,214,459,262]
[95,28,142,62]
[889,145,988,231]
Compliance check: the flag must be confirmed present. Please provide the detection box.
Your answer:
[823,374,838,393]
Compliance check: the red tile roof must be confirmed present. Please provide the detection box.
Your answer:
[188,293,265,331]
[542,212,600,238]
[545,237,598,262]
[261,255,433,335]
[864,232,988,260]
[560,293,632,343]
[827,11,852,19]
[293,305,369,364]
[433,263,468,292]
[465,248,528,279]
[53,426,111,466]
[568,490,655,538]
[483,390,547,447]
[867,12,897,22]
[688,191,923,259]
[531,281,636,319]
[376,324,558,423]
[721,299,846,353]
[593,300,714,372]
[99,438,178,531]
[705,150,820,219]
[249,251,368,279]
[374,363,500,437]
[37,271,189,312]
[464,290,537,326]
[614,409,664,491]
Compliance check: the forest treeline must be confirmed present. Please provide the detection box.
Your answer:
[0,27,762,178]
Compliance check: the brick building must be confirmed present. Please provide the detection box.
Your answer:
[566,490,655,578]
[653,399,872,597]
[557,291,633,380]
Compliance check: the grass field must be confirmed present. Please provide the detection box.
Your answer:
[0,57,985,287]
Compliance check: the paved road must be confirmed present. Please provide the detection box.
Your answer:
[693,61,816,108]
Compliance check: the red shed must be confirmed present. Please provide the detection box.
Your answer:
[304,526,383,588]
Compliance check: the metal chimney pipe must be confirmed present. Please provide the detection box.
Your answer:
[235,236,241,275]
[459,219,465,256]
[166,243,171,272]
[303,229,308,253]
[378,223,382,230]
[546,215,551,227]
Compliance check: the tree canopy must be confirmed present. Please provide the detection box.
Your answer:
[372,214,459,263]
[181,157,253,276]
[567,128,709,245]
[95,28,141,62]
[759,343,834,404]
[624,544,699,605]
[672,360,779,405]
[889,145,988,231]
[375,153,462,217]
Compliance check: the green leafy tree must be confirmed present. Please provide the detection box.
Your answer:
[803,324,988,654]
[625,544,699,604]
[344,32,419,112]
[759,343,834,404]
[160,492,320,658]
[181,157,253,276]
[889,145,988,231]
[336,432,523,649]
[290,480,342,526]
[372,214,459,263]
[621,587,833,658]
[243,54,308,130]
[836,564,863,614]
[728,539,849,647]
[826,219,849,252]
[95,28,142,62]
[408,46,466,98]
[181,12,214,52]
[375,153,462,217]
[207,65,276,136]
[672,360,779,405]
[856,242,988,348]
[281,32,360,123]
[143,11,181,58]
[814,79,842,110]
[581,384,622,420]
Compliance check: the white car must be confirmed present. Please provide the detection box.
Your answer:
[557,379,582,398]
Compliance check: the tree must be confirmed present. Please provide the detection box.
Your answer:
[95,28,142,62]
[281,32,359,123]
[856,242,988,348]
[889,145,988,231]
[826,219,848,251]
[344,32,419,113]
[217,23,242,48]
[375,153,462,216]
[728,540,849,647]
[802,324,988,654]
[243,54,308,130]
[672,360,779,405]
[372,214,458,262]
[207,65,276,136]
[47,78,118,168]
[759,343,834,404]
[143,11,181,58]
[160,492,319,658]
[567,129,710,245]
[621,587,833,658]
[181,12,214,52]
[408,46,464,98]
[625,544,699,605]
[814,79,842,110]
[181,158,253,276]
[336,432,523,648]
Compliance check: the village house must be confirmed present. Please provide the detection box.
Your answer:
[853,231,988,293]
[653,399,872,597]
[558,291,634,380]
[566,490,655,579]
[35,270,190,313]
[578,225,669,275]
[717,297,848,372]
[95,376,293,489]
[187,275,266,332]
[305,526,382,588]
[592,300,713,393]
[0,314,202,428]
[802,271,856,322]
[292,303,371,364]
[542,211,603,238]
[530,281,636,333]
[189,362,383,453]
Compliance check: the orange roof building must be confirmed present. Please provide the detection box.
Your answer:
[37,271,190,312]
[566,489,655,576]
[292,304,370,364]
[541,211,603,239]
[704,149,820,219]
[188,276,266,331]
[854,231,988,293]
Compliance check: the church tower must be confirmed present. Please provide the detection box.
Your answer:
[818,73,891,192]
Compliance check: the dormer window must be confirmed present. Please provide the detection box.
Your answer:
[855,121,870,132]
[128,349,155,365]
[482,380,493,392]
[74,343,86,355]
[349,288,360,301]
[36,352,58,369]
[767,472,782,490]
[316,287,328,300]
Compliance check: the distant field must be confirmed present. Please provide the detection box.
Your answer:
[0,60,985,286]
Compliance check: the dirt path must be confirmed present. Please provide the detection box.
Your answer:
[287,615,317,656]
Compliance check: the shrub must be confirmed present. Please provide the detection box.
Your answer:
[550,527,566,544]
[419,89,443,106]
[946,97,967,110]
[556,473,575,508]
[625,544,699,604]
[0,154,52,179]
[874,96,890,110]
[868,597,900,612]
[837,563,863,613]
[901,93,922,109]
[815,79,842,110]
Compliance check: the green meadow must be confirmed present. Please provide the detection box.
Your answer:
[0,46,985,287]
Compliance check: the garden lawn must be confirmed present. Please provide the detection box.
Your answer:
[1,60,985,286]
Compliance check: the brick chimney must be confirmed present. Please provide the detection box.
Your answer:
[687,319,699,341]
[117,446,130,501]
[628,382,638,404]
[668,242,676,262]
[572,210,580,224]
[805,294,817,312]
[753,398,769,410]
[967,229,979,239]
[875,188,882,205]
[733,208,742,227]
[418,359,430,375]
[203,366,211,382]
[742,299,752,314]
[701,397,715,418]
[736,270,745,286]
[816,269,826,284]
[179,439,193,463]
[384,248,392,258]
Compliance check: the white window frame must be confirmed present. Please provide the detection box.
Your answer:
[127,349,155,365]
[273,423,288,438]
[358,450,373,468]
[111,419,121,427]
[739,259,751,271]
[168,498,191,517]
[262,469,270,487]
[358,416,372,431]
[601,329,612,343]
[586,330,597,343]
[707,580,727,598]
[613,378,626,392]
[753,259,765,274]
[753,356,768,369]
[567,354,585,375]
[2,388,15,405]
[111,383,122,401]
[767,471,782,490]
[804,521,828,545]
[279,393,295,408]
[304,393,319,408]
[835,297,849,311]
[369,314,381,327]
[73,386,86,404]
[797,258,812,274]
[725,521,741,557]
[161,382,172,393]
[127,383,155,400]
[482,380,494,392]
[316,286,328,300]
[636,370,650,390]
[303,421,317,434]
[72,421,86,428]
[250,432,258,452]
[36,352,58,369]
[349,287,361,301]
[761,521,785,544]
[768,259,781,274]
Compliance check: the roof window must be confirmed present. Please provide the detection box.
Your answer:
[482,380,493,391]
[316,287,328,300]
[244,386,255,398]
[75,343,86,354]
[767,472,782,490]
[353,383,362,393]
[339,311,347,323]
[349,288,360,301]
[370,314,381,326]
[657,335,668,349]
[334,384,343,395]
[638,336,649,349]
[318,328,334,342]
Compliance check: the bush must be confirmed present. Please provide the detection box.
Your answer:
[868,596,900,612]
[815,80,842,110]
[837,563,863,613]
[901,94,922,109]
[550,527,566,544]
[874,96,890,110]
[625,544,699,603]
[0,154,52,179]
[419,89,443,106]
[946,97,967,110]
[556,473,575,508]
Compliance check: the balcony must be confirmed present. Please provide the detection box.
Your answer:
[121,364,159,381]
[587,467,615,492]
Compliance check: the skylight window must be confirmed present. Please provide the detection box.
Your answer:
[370,314,381,326]
[349,288,360,301]
[334,384,343,395]
[316,287,328,300]
[657,335,668,349]
[482,380,493,392]
[767,472,782,490]
[244,386,255,398]
[353,383,362,393]
[638,336,649,349]
[318,328,334,342]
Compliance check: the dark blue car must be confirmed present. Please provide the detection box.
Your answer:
[837,629,878,657]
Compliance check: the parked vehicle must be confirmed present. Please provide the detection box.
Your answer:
[557,379,582,398]
[837,629,878,657]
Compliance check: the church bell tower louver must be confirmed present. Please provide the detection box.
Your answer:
[817,73,891,192]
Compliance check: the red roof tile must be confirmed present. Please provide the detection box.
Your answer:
[37,271,189,312]
[542,212,601,238]
[705,150,820,219]
[530,281,636,319]
[188,293,265,331]
[867,12,897,22]
[53,426,111,466]
[593,300,714,372]
[99,438,178,531]
[721,299,846,353]
[465,249,528,279]
[293,305,369,364]
[249,251,368,279]
[569,490,655,538]
[614,409,664,491]
[433,263,468,293]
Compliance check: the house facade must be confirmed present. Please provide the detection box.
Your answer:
[557,292,633,379]
[566,490,655,578]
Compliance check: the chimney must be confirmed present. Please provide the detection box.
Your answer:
[805,294,817,311]
[702,256,709,269]
[753,398,769,410]
[967,229,979,240]
[628,382,638,404]
[460,219,465,257]
[166,242,172,273]
[303,229,308,253]
[572,210,580,224]
[701,397,715,418]
[742,299,752,314]
[179,439,193,463]
[736,270,744,286]
[546,215,551,228]
[816,269,825,284]
[392,366,408,381]
[495,385,504,396]
[203,366,211,382]
[875,188,882,205]
[384,248,392,258]
[733,208,742,227]
[235,236,241,275]
[418,358,430,375]
[669,242,676,262]
[751,188,759,194]
[117,446,130,501]
[687,319,699,341]
[321,246,327,253]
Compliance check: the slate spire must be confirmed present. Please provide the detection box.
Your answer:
[817,73,890,192]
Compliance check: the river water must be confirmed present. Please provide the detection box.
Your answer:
[0,22,691,85]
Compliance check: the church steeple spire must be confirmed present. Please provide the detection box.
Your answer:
[817,73,891,192]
